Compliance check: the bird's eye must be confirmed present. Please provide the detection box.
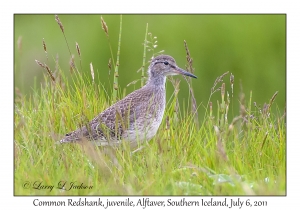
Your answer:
[163,61,169,65]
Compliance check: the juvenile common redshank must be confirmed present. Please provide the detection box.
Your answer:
[60,55,197,148]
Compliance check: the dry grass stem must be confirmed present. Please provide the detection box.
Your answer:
[90,62,94,83]
[212,87,222,95]
[76,42,81,57]
[268,91,278,113]
[169,77,181,118]
[126,79,140,87]
[260,132,269,152]
[42,38,49,63]
[35,59,55,82]
[112,15,123,102]
[221,83,225,100]
[42,38,47,52]
[141,23,148,87]
[101,16,109,37]
[55,15,64,33]
[76,42,83,71]
[184,40,194,74]
[100,16,115,69]
[54,53,65,88]
[261,91,278,118]
[55,15,71,56]
[35,59,45,68]
[45,64,55,82]
[183,40,199,127]
[211,71,229,94]
[169,77,180,95]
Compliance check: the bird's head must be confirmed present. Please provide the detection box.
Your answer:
[149,55,197,79]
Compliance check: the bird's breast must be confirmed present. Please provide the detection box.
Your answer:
[122,89,166,145]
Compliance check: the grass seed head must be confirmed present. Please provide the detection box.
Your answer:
[101,16,109,37]
[76,42,81,57]
[45,64,55,82]
[55,15,64,33]
[42,38,47,52]
[269,91,278,108]
[35,59,45,68]
[211,71,229,94]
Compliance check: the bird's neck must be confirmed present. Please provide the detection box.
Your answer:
[146,74,166,88]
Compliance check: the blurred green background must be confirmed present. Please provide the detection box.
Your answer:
[14,14,286,119]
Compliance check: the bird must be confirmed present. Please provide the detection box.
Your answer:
[60,54,197,149]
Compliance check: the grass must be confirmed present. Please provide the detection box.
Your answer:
[14,15,286,196]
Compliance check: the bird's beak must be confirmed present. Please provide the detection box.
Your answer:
[173,66,197,79]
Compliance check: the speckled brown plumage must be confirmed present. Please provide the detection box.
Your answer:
[60,55,197,148]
